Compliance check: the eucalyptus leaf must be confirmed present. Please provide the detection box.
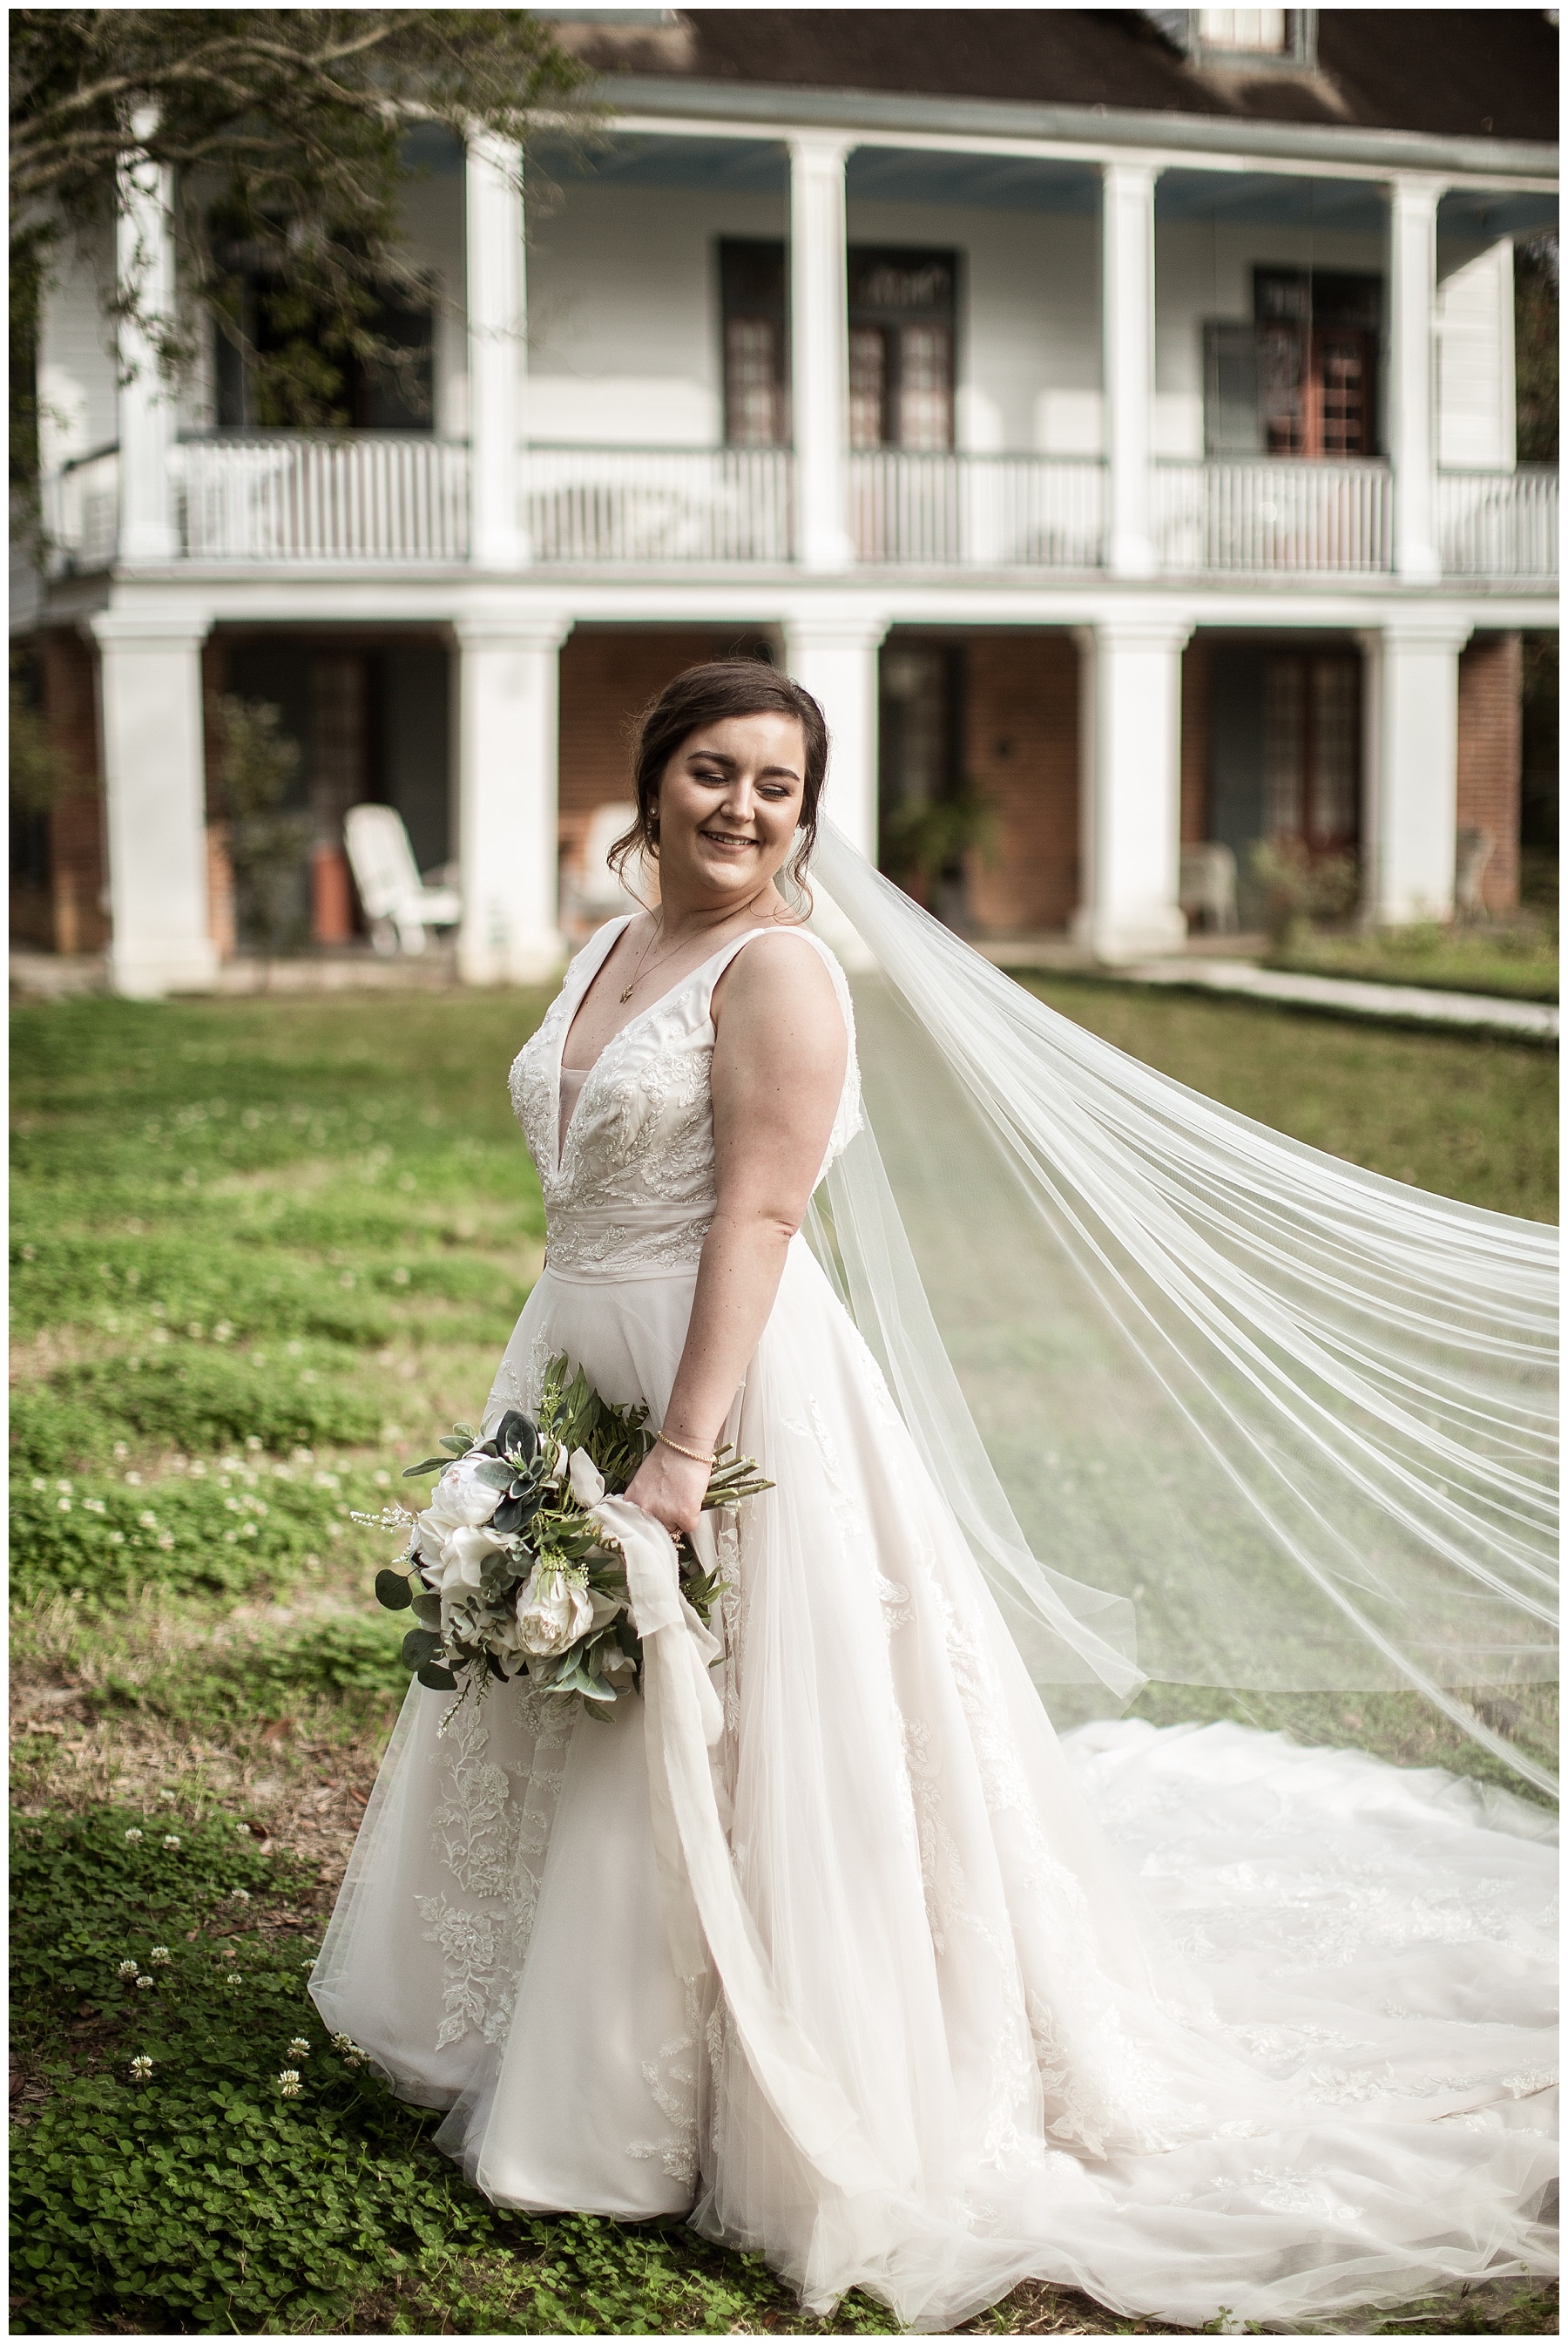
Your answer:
[416,1662,458,1691]
[374,1569,413,1611]
[401,1626,443,1670]
[410,1592,443,1629]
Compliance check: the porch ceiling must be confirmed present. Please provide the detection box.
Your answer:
[844,146,1098,213]
[531,131,787,193]
[1156,170,1387,232]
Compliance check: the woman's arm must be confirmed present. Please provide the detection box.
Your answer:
[623,933,848,1539]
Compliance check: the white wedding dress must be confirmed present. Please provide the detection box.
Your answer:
[314,917,1557,2334]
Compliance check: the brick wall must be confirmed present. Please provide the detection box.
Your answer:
[558,627,777,876]
[963,632,1080,932]
[39,630,109,954]
[1179,638,1211,846]
[1456,632,1522,912]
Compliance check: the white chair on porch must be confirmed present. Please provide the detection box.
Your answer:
[343,804,463,956]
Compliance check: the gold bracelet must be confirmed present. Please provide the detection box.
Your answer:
[656,1429,715,1467]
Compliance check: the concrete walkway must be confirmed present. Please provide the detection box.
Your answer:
[1119,957,1559,1041]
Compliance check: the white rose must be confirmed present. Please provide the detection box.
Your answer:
[567,1447,605,1507]
[516,1566,594,1657]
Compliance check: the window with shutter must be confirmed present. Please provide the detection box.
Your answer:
[1202,273,1382,459]
[848,248,957,451]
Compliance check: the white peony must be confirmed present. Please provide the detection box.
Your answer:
[414,1458,511,1592]
[422,1456,502,1536]
[516,1565,595,1656]
[567,1447,605,1507]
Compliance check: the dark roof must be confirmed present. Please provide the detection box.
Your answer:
[561,10,1558,146]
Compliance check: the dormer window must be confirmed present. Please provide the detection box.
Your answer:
[1197,10,1288,51]
[1177,9,1317,64]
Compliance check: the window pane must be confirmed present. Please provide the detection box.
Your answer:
[1263,658,1306,837]
[1309,660,1360,843]
[725,317,784,448]
[1315,333,1369,457]
[896,324,953,452]
[850,327,888,451]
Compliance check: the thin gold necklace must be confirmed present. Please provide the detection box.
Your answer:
[618,918,681,1005]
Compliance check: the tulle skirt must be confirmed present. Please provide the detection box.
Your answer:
[313,1236,1558,2333]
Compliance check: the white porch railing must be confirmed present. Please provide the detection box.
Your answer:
[849,451,1105,567]
[1155,457,1393,574]
[524,445,793,564]
[177,434,470,562]
[1438,466,1559,580]
[41,445,121,572]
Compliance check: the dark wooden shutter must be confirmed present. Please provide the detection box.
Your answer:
[1203,322,1263,455]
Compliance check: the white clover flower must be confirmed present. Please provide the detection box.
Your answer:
[286,2036,311,2059]
[118,1959,140,1979]
[300,1957,316,1972]
[235,1822,251,1837]
[277,2070,303,2097]
[136,1975,156,1990]
[162,1834,181,1849]
[128,2056,154,2082]
[328,2032,356,2054]
[149,1947,172,1966]
[124,1827,144,1844]
[137,1509,159,1529]
[224,1972,244,1988]
[30,1477,46,1493]
[230,1887,251,1903]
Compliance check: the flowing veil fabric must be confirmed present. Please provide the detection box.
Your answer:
[806,823,1558,1794]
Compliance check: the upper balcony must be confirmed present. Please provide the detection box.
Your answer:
[31,129,1558,591]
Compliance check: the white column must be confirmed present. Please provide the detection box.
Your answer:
[91,612,218,995]
[1388,176,1444,583]
[466,133,527,570]
[781,610,888,862]
[789,136,854,573]
[455,614,568,982]
[1102,161,1159,580]
[1359,619,1470,925]
[117,120,179,562]
[1071,613,1191,962]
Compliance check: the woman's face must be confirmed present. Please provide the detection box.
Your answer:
[653,712,808,905]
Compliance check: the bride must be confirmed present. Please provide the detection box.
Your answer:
[314,661,1557,2333]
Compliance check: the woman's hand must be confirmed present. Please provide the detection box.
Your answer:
[624,1440,711,1542]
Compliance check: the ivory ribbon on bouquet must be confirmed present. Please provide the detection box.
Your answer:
[591,1493,887,2197]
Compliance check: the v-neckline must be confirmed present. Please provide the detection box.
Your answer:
[551,917,767,1177]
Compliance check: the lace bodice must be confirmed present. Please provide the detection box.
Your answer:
[510,918,862,1277]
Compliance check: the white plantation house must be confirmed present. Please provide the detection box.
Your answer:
[13,8,1559,993]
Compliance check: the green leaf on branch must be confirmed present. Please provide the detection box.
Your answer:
[374,1568,412,1610]
[400,1627,443,1670]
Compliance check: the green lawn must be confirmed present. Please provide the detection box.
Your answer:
[1265,921,1558,1005]
[10,986,1557,2337]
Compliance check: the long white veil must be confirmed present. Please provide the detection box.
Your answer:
[804,823,1558,1798]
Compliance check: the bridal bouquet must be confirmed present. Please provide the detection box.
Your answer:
[367,1353,770,1713]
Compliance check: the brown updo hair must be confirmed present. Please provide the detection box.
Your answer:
[608,660,829,904]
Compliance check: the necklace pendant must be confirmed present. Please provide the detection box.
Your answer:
[618,982,635,1003]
